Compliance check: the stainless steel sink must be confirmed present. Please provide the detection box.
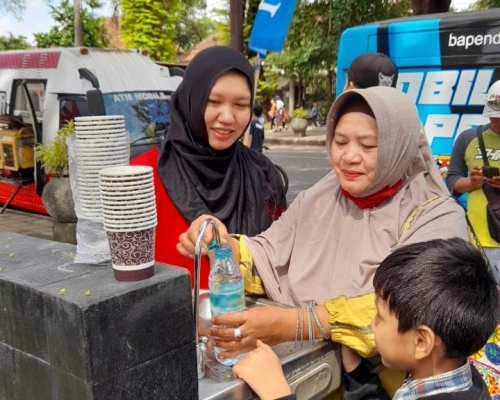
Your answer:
[197,292,341,400]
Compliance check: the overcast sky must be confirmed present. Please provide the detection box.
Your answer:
[0,0,475,45]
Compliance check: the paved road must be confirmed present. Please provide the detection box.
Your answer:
[266,145,331,204]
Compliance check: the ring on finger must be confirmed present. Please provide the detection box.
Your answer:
[233,327,243,341]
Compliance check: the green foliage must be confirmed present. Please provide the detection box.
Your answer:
[0,0,24,18]
[213,0,231,46]
[36,121,75,178]
[264,0,411,102]
[120,0,178,62]
[256,74,279,103]
[468,0,500,9]
[291,107,307,119]
[34,0,109,48]
[173,0,216,52]
[0,33,30,50]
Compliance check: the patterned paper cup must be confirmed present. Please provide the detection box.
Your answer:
[106,228,155,281]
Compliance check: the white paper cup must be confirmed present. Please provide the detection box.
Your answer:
[75,133,129,140]
[79,156,129,163]
[79,160,130,168]
[104,219,157,231]
[103,214,157,226]
[98,177,153,186]
[100,195,155,204]
[100,187,154,196]
[101,190,155,204]
[75,115,125,122]
[102,205,156,216]
[76,139,129,147]
[99,166,152,176]
[99,181,154,194]
[78,148,129,154]
[75,128,127,135]
[101,203,156,212]
[98,177,151,185]
[75,124,125,130]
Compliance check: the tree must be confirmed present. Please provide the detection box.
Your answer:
[173,0,216,52]
[0,0,24,18]
[0,34,30,50]
[34,0,109,48]
[468,0,500,9]
[411,0,451,14]
[264,0,411,106]
[119,0,179,62]
[74,0,84,46]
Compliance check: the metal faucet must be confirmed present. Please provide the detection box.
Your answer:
[194,218,221,379]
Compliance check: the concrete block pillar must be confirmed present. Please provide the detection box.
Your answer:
[0,233,198,400]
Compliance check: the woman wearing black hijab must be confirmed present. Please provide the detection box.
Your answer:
[130,46,287,288]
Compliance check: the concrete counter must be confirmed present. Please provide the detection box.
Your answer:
[0,233,197,399]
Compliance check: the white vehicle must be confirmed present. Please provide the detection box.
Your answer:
[0,47,182,210]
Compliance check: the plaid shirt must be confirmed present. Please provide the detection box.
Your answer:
[393,362,473,400]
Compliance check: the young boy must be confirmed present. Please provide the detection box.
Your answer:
[233,238,499,400]
[249,105,265,153]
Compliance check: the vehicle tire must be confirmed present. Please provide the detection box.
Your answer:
[273,163,289,195]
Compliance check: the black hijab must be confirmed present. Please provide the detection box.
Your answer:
[158,46,286,236]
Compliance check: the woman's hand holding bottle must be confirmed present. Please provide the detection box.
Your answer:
[177,214,230,258]
[208,305,296,360]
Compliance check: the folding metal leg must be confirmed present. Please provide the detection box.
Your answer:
[0,184,22,214]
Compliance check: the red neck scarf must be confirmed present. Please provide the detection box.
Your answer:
[341,179,404,209]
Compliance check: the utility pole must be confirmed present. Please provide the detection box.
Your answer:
[74,0,84,47]
[229,0,244,52]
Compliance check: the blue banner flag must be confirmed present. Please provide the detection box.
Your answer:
[248,0,298,58]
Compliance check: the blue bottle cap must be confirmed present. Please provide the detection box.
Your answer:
[214,244,232,258]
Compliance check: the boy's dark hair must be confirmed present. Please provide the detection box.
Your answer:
[348,52,398,89]
[253,104,263,117]
[373,238,499,359]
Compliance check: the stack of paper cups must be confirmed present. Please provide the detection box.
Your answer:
[99,166,157,281]
[74,115,129,221]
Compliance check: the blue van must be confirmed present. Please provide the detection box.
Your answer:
[337,9,500,163]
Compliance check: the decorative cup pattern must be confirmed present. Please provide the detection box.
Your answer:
[107,228,155,269]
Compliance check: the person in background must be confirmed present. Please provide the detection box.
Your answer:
[249,105,265,153]
[268,99,277,131]
[274,97,285,132]
[311,102,319,127]
[280,105,287,131]
[257,107,266,126]
[129,46,287,289]
[233,238,498,400]
[344,52,398,90]
[446,79,500,284]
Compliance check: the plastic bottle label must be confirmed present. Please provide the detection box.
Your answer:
[210,288,245,314]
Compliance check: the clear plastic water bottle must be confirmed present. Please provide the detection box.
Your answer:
[209,244,245,366]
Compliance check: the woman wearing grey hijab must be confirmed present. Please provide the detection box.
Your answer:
[178,87,468,368]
